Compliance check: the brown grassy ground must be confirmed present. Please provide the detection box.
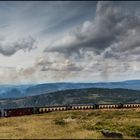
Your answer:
[0,108,139,139]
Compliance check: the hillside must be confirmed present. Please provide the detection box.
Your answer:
[0,88,140,108]
[0,80,140,99]
[0,109,139,139]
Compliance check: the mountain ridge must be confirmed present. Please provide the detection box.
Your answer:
[0,80,139,99]
[0,87,139,109]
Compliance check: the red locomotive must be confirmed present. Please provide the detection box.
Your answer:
[3,107,34,117]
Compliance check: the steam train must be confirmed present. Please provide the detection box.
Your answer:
[0,103,140,117]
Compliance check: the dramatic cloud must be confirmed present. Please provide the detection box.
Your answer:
[0,1,139,84]
[45,1,140,57]
[0,36,37,56]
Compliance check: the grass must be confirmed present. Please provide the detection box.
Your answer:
[0,109,139,139]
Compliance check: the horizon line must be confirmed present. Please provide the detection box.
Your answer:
[0,79,139,86]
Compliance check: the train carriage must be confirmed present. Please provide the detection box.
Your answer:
[3,107,34,117]
[0,103,140,118]
[123,103,140,108]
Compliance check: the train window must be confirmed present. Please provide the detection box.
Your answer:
[84,106,86,109]
[72,107,75,109]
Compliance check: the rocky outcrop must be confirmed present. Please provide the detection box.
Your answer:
[101,129,123,138]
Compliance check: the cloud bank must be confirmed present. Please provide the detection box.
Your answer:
[0,1,139,84]
[42,1,140,81]
[0,36,37,56]
[45,1,140,58]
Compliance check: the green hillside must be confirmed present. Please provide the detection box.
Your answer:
[0,88,139,108]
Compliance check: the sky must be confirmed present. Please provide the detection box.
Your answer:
[0,1,140,84]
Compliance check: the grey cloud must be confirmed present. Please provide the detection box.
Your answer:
[0,36,37,56]
[0,1,139,83]
[19,57,85,82]
[38,58,83,72]
[15,56,84,82]
[0,1,96,39]
[44,1,140,58]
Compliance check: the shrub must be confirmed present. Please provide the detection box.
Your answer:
[126,125,140,138]
[83,121,104,131]
[82,123,96,131]
[87,111,101,117]
[54,119,66,126]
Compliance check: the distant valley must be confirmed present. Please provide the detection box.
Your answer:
[0,80,140,99]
